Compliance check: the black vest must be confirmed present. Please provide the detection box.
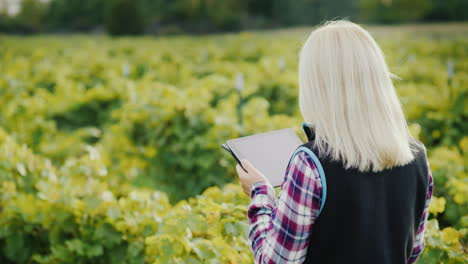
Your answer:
[300,138,430,264]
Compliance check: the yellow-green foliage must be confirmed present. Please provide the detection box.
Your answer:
[0,25,467,263]
[0,129,253,263]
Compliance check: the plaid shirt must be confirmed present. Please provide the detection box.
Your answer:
[247,150,433,264]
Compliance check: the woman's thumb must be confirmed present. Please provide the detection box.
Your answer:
[241,159,255,171]
[240,159,248,165]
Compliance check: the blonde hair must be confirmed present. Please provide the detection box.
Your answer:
[298,20,416,172]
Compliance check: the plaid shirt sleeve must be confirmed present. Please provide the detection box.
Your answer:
[247,150,322,264]
[408,159,434,264]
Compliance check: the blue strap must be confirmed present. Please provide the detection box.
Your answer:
[288,146,327,215]
[302,122,315,141]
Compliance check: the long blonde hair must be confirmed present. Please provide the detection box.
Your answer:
[298,20,417,172]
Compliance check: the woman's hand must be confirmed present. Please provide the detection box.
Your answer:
[236,159,269,195]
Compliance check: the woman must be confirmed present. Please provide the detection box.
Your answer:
[236,20,433,264]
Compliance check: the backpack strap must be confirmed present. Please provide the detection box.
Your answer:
[286,123,327,215]
[302,122,316,141]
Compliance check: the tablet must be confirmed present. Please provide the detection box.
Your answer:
[223,128,303,187]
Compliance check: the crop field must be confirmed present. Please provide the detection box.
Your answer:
[0,24,466,263]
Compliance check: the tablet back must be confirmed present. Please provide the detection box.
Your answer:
[226,128,303,187]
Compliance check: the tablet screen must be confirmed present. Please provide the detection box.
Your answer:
[227,128,303,187]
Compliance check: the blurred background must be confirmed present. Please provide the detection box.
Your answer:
[0,0,467,35]
[0,0,467,263]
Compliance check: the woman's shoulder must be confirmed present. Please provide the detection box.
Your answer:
[409,136,426,151]
[289,148,324,184]
[409,136,429,163]
[293,141,321,165]
[290,147,326,214]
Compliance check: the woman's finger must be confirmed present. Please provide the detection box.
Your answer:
[240,159,260,174]
[240,159,251,171]
[236,164,247,176]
